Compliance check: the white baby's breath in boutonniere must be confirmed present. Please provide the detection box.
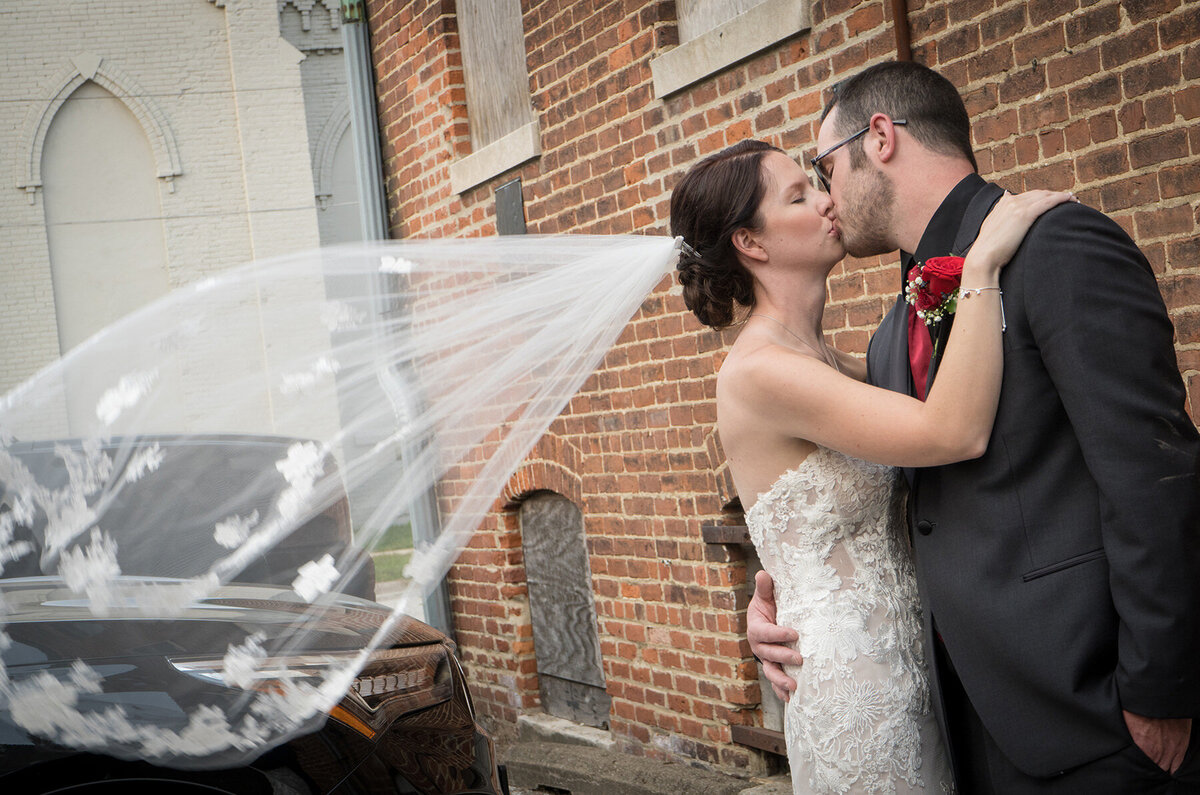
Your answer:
[905,256,965,327]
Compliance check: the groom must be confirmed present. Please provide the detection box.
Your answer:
[747,61,1200,791]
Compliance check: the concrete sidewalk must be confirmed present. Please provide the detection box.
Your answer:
[499,715,791,795]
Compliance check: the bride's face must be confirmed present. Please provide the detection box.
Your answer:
[753,152,844,270]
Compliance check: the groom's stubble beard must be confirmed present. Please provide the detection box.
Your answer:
[838,160,897,259]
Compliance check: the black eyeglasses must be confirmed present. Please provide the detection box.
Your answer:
[808,119,907,192]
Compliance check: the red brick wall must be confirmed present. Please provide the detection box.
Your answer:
[367,0,1200,776]
[368,0,468,238]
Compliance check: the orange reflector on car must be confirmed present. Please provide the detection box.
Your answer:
[328,703,377,740]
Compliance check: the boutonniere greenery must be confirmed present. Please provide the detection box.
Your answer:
[905,256,965,327]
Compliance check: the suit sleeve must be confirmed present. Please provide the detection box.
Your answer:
[1021,203,1200,716]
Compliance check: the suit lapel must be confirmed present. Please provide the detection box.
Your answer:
[869,296,918,487]
[869,296,913,395]
[924,183,1006,389]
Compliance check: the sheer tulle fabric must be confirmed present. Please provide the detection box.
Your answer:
[0,236,679,767]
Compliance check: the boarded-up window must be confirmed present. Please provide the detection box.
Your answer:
[649,0,811,98]
[677,0,773,42]
[457,0,534,151]
[520,492,611,728]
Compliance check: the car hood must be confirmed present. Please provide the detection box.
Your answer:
[0,576,444,666]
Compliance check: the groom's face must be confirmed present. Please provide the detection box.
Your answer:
[815,109,896,259]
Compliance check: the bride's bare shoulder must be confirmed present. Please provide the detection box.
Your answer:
[717,332,830,402]
[717,335,824,503]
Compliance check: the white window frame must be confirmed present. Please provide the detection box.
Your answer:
[449,120,540,196]
[650,0,812,98]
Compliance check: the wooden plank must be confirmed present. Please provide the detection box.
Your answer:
[523,495,605,687]
[730,725,787,756]
[457,0,534,149]
[522,494,612,727]
[540,674,611,728]
[701,524,750,544]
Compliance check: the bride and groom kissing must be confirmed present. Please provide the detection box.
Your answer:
[669,61,1200,793]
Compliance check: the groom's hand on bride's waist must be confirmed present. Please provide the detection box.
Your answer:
[748,570,803,702]
[1123,709,1192,773]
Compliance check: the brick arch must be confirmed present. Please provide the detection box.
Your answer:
[17,54,182,201]
[500,432,584,508]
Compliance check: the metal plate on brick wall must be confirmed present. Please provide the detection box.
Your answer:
[495,178,526,235]
[520,492,611,727]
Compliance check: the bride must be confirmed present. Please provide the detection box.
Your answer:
[669,139,1071,794]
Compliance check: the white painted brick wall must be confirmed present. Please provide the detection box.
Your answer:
[0,0,341,396]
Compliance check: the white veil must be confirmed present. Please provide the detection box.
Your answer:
[0,235,681,767]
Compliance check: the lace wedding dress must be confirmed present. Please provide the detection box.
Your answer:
[746,445,953,794]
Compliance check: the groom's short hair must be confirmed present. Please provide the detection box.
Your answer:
[822,61,978,173]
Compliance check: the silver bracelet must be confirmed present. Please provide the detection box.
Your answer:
[959,286,1006,332]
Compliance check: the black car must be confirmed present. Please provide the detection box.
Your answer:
[0,436,508,795]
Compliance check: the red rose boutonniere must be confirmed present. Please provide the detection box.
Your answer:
[905,256,965,327]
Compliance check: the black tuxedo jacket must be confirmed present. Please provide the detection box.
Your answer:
[867,174,1200,776]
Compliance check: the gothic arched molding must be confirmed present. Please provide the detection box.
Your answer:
[313,102,352,209]
[16,53,183,203]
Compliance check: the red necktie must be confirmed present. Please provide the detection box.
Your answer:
[908,306,933,401]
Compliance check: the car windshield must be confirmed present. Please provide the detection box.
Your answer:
[2,435,370,594]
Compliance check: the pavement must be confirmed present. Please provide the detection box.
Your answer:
[369,584,792,791]
[499,714,792,795]
[366,584,793,792]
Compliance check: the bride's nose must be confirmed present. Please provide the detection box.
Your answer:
[817,191,836,219]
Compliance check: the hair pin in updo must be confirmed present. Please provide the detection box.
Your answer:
[676,236,702,261]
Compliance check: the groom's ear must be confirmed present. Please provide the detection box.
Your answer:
[867,112,900,164]
[731,228,768,263]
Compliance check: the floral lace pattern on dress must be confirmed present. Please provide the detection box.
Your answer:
[747,446,953,795]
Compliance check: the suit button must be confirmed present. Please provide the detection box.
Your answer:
[917,520,934,536]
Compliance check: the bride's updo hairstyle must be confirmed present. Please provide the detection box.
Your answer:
[670,139,783,329]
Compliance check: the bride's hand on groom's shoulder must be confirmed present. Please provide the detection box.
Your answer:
[747,570,803,702]
[967,189,1078,275]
